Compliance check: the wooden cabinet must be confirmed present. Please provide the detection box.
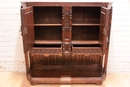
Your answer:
[21,2,112,85]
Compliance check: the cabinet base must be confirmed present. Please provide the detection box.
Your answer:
[27,73,105,85]
[27,64,106,85]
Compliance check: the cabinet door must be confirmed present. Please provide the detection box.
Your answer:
[100,7,111,53]
[100,6,112,71]
[21,6,34,53]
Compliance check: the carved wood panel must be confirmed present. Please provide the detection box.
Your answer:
[72,47,103,56]
[63,43,71,52]
[62,6,72,42]
[72,55,102,65]
[30,55,62,65]
[30,47,62,57]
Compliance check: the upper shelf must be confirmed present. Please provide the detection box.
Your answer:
[34,24,100,26]
[34,19,62,26]
[35,40,62,45]
[72,40,100,45]
[72,21,100,26]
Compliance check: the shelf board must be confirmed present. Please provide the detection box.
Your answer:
[72,23,100,26]
[30,64,103,77]
[34,24,62,26]
[72,21,100,26]
[35,40,99,45]
[34,20,62,26]
[35,40,62,44]
[72,40,100,44]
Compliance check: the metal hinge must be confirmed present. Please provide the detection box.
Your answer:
[23,27,27,36]
[103,27,106,35]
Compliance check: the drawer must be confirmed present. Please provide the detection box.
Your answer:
[72,45,103,56]
[30,44,62,56]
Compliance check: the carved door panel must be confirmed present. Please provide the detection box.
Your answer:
[21,6,34,53]
[100,6,112,71]
[107,7,112,49]
[100,6,111,53]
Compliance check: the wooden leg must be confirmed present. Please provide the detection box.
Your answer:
[30,81,37,85]
[96,81,102,85]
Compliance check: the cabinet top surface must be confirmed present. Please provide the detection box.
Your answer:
[21,0,113,3]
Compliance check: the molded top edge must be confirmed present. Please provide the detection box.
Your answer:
[20,0,113,3]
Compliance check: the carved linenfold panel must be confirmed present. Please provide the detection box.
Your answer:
[30,53,102,66]
[72,55,102,65]
[30,55,62,65]
[72,47,102,55]
[62,52,72,64]
[30,48,62,56]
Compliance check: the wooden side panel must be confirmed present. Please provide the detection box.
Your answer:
[21,6,34,53]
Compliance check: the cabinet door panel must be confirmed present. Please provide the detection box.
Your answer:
[21,6,34,53]
[100,7,111,53]
[100,6,112,71]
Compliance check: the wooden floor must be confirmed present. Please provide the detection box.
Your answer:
[0,72,130,87]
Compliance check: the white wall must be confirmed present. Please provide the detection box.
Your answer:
[0,0,25,72]
[108,0,130,73]
[0,0,130,73]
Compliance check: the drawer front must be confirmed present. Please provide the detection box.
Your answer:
[30,47,62,56]
[72,46,103,56]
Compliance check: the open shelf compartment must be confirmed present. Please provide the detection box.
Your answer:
[72,7,101,26]
[34,6,62,25]
[72,26,99,40]
[34,26,62,40]
[29,64,103,77]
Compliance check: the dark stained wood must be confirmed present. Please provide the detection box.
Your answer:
[28,73,105,85]
[21,6,34,53]
[30,64,103,77]
[72,7,100,25]
[34,7,62,24]
[21,2,112,85]
[72,26,99,40]
[34,26,62,40]
[103,7,113,73]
